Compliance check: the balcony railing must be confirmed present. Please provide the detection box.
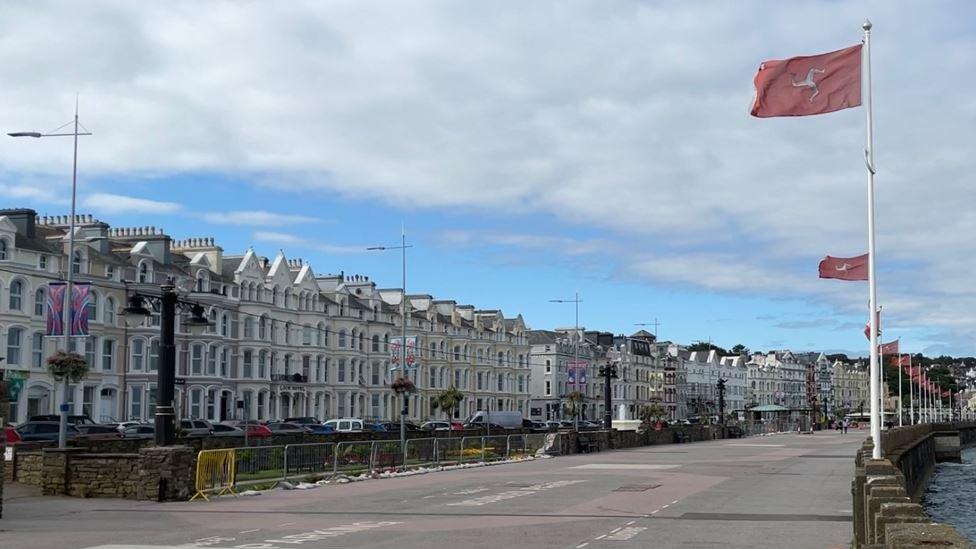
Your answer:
[271,373,308,383]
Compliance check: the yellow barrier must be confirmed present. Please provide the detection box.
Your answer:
[190,449,236,502]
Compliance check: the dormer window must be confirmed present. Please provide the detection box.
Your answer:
[39,255,47,269]
[72,250,84,274]
[105,265,114,280]
[138,260,151,283]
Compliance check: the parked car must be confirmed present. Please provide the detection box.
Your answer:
[113,421,142,432]
[464,411,523,429]
[545,420,563,430]
[421,421,457,431]
[245,424,273,438]
[16,421,81,442]
[283,416,319,426]
[28,414,96,426]
[75,424,123,440]
[307,424,336,435]
[323,418,364,433]
[121,424,155,440]
[363,422,387,432]
[179,419,213,437]
[210,423,245,437]
[5,424,22,443]
[266,422,306,434]
[580,420,601,429]
[376,421,422,433]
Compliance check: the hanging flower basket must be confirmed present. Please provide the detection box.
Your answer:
[47,351,89,382]
[390,377,416,394]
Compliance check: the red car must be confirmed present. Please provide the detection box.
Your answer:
[246,424,273,438]
[5,424,22,443]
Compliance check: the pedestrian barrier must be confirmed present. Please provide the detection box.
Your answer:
[234,445,285,487]
[284,442,335,481]
[193,433,567,501]
[191,448,236,501]
[404,437,437,469]
[335,440,375,476]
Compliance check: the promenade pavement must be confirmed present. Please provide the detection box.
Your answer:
[1,430,864,549]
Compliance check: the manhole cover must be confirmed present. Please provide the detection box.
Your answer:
[614,483,661,492]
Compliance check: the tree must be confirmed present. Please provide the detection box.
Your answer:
[687,342,729,356]
[638,403,667,426]
[564,391,585,419]
[731,344,749,355]
[434,387,465,420]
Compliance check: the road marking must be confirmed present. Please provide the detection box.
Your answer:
[626,520,636,526]
[448,480,586,507]
[671,500,679,504]
[239,529,260,534]
[606,526,647,541]
[278,522,296,527]
[610,527,621,533]
[576,544,589,548]
[726,443,785,447]
[662,504,670,509]
[257,521,403,546]
[571,464,680,470]
[651,510,659,514]
[595,535,607,540]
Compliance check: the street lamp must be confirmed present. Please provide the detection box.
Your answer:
[550,293,583,431]
[9,98,92,449]
[123,279,211,445]
[367,229,412,465]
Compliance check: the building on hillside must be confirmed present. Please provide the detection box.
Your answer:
[0,208,530,425]
[832,361,870,415]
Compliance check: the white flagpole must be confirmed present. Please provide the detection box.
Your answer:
[898,342,903,427]
[863,19,882,458]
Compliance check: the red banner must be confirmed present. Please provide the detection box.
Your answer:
[751,44,862,117]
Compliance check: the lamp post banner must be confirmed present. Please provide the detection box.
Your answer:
[390,336,419,369]
[567,361,588,385]
[46,282,91,336]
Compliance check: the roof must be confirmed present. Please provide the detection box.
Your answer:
[527,330,557,345]
[14,232,60,254]
[750,404,790,412]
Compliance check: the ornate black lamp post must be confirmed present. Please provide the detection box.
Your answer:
[123,278,211,446]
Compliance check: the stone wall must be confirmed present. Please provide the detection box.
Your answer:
[13,451,42,486]
[65,453,142,498]
[852,423,976,548]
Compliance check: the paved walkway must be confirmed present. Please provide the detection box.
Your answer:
[1,430,864,549]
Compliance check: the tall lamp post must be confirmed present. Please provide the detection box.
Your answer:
[367,229,412,462]
[123,279,211,445]
[9,98,92,448]
[550,293,582,430]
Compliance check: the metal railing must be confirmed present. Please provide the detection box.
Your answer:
[192,433,562,501]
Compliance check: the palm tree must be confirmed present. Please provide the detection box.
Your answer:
[434,387,465,421]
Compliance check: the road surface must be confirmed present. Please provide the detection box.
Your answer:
[1,431,862,549]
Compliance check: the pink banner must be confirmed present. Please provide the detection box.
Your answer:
[46,283,90,337]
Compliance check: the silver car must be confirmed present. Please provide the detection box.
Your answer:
[179,419,213,437]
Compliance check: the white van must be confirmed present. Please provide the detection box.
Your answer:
[323,418,364,433]
[464,411,523,429]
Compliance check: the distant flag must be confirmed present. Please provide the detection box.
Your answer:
[818,254,868,281]
[863,309,881,341]
[897,355,911,368]
[879,340,899,356]
[750,44,863,118]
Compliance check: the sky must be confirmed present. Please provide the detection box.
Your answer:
[1,1,975,357]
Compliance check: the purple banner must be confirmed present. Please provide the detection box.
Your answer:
[46,283,90,337]
[567,362,588,385]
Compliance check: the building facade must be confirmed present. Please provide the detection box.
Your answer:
[0,209,530,425]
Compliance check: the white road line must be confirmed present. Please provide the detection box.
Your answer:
[650,510,659,514]
[239,529,260,534]
[671,500,679,504]
[626,520,636,526]
[595,535,606,540]
[662,504,670,509]
[278,522,296,527]
[576,544,589,548]
[610,527,621,533]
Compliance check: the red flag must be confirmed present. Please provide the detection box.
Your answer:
[863,309,881,340]
[818,254,868,281]
[897,355,911,369]
[879,340,899,356]
[751,44,863,117]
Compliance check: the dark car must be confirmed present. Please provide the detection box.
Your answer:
[75,424,122,440]
[363,422,387,433]
[210,423,245,437]
[377,421,421,432]
[16,421,81,442]
[307,424,336,435]
[283,416,319,426]
[266,422,307,434]
[121,424,155,440]
[28,414,96,426]
[523,419,547,431]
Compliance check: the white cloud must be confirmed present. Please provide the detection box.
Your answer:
[253,231,364,254]
[1,2,975,351]
[0,182,69,206]
[202,210,321,226]
[81,193,181,214]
